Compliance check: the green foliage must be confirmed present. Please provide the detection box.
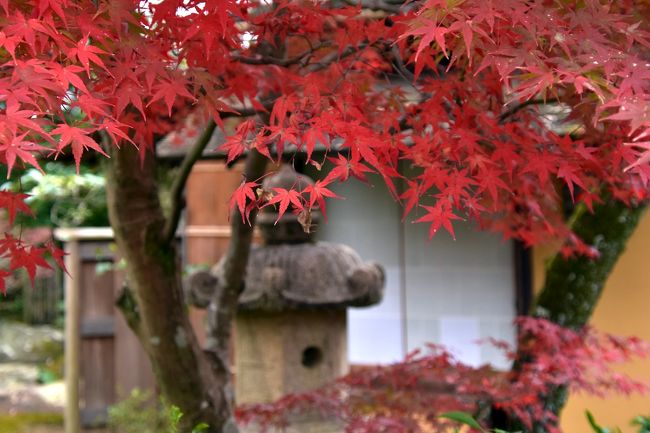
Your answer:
[586,410,621,433]
[2,162,108,228]
[632,416,650,433]
[442,409,650,433]
[586,411,650,433]
[108,389,174,433]
[32,339,64,383]
[108,389,210,433]
[440,411,487,431]
[0,290,23,321]
[0,413,63,433]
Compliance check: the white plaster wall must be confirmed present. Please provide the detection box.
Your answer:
[315,174,516,369]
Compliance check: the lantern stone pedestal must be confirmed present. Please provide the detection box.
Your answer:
[186,165,384,429]
[234,309,347,404]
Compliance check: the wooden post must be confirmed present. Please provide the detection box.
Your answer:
[56,227,153,432]
[63,237,80,433]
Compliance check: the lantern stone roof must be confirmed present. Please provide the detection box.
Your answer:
[185,164,384,312]
[186,242,384,312]
[237,242,384,311]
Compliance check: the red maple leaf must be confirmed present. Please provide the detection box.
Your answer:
[0,133,45,177]
[263,188,304,223]
[229,180,259,224]
[557,163,587,202]
[67,36,108,76]
[148,78,196,117]
[414,201,463,240]
[0,191,32,224]
[303,180,341,222]
[51,124,109,171]
[9,245,51,284]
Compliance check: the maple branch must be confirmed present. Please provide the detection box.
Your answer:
[390,44,415,82]
[498,99,545,123]
[232,42,328,67]
[234,42,370,74]
[161,100,278,245]
[305,43,368,73]
[211,147,268,371]
[341,0,403,13]
[163,120,217,245]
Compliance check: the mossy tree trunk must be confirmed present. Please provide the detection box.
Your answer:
[533,200,646,330]
[105,144,232,433]
[104,142,267,433]
[495,198,646,433]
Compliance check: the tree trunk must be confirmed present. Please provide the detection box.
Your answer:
[532,200,646,329]
[494,199,646,433]
[105,144,234,433]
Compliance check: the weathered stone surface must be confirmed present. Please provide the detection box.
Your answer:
[183,165,386,415]
[0,363,65,413]
[0,322,63,363]
[185,165,385,311]
[187,242,384,312]
[235,310,347,404]
[237,242,384,311]
[0,363,39,387]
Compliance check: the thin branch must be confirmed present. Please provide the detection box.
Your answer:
[499,99,545,123]
[212,147,268,369]
[217,99,278,119]
[342,0,403,13]
[235,42,370,72]
[163,120,217,245]
[390,44,416,82]
[306,43,368,73]
[232,42,327,67]
[160,100,277,244]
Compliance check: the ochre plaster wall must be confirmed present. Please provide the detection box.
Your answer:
[532,212,650,433]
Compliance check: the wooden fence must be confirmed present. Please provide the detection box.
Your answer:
[21,270,62,324]
[55,228,156,433]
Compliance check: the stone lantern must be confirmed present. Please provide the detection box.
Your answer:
[187,165,384,405]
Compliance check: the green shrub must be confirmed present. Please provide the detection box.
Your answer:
[108,389,173,433]
[586,411,650,433]
[108,389,209,433]
[632,416,650,433]
[2,162,108,228]
[26,336,65,383]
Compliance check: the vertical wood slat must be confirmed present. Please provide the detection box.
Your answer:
[185,161,246,348]
[186,161,245,227]
[78,261,115,428]
[22,270,60,324]
[56,228,156,433]
[63,238,81,433]
[113,262,157,400]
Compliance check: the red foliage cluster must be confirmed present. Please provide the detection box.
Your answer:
[0,191,63,293]
[235,317,650,433]
[0,0,649,287]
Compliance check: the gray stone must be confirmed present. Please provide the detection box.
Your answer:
[0,321,63,363]
[238,242,384,311]
[185,165,385,406]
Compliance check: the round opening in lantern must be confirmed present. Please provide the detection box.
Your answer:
[301,346,323,368]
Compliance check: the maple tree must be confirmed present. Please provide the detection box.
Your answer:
[1,0,649,431]
[236,317,650,433]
